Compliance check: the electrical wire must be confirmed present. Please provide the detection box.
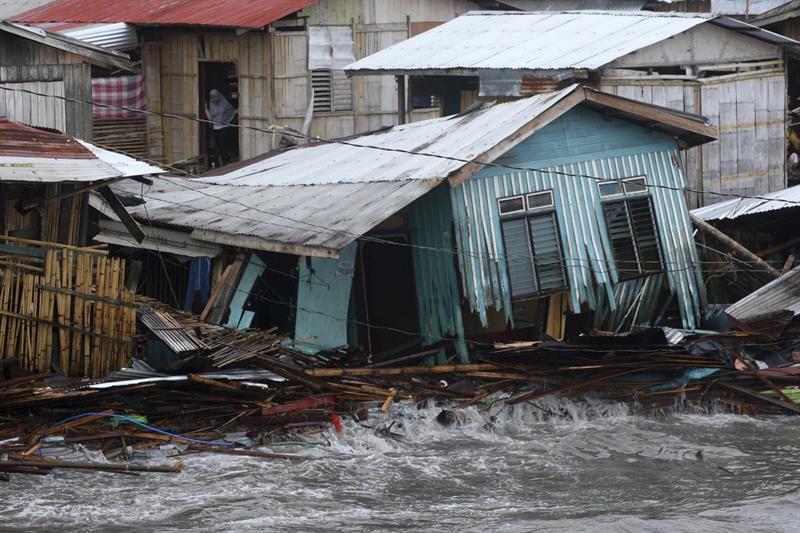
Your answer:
[1,84,798,208]
[0,85,793,272]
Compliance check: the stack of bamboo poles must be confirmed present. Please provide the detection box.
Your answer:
[0,237,136,378]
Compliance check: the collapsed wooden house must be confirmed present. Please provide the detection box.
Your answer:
[345,10,800,208]
[0,118,164,377]
[13,0,490,169]
[96,85,717,362]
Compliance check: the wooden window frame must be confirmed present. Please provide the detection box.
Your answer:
[498,191,568,301]
[600,178,663,280]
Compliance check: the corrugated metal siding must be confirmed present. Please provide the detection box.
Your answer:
[726,265,800,321]
[450,108,706,329]
[408,184,467,362]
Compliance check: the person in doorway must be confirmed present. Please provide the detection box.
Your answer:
[204,89,237,167]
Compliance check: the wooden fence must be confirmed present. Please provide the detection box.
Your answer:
[0,237,136,378]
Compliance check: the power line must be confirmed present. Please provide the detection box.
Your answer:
[2,84,795,271]
[80,134,791,273]
[1,84,798,208]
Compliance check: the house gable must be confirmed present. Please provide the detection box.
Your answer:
[608,22,782,69]
[472,106,679,180]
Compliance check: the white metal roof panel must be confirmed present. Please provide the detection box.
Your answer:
[691,184,800,221]
[206,86,577,186]
[58,23,138,51]
[346,11,710,73]
[118,176,442,257]
[78,140,164,177]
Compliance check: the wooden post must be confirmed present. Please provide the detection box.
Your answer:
[396,75,406,125]
[689,214,780,277]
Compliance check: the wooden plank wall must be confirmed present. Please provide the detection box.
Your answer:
[0,79,66,132]
[144,0,479,164]
[0,34,93,140]
[0,239,135,378]
[600,70,786,208]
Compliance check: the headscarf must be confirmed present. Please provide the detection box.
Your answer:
[208,89,236,127]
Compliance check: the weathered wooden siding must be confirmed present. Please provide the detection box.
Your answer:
[608,23,782,69]
[600,69,785,208]
[144,0,480,163]
[0,33,92,140]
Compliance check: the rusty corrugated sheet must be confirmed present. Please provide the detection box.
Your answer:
[0,117,165,182]
[14,0,317,29]
[0,118,92,158]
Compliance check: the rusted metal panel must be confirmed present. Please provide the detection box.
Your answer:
[0,117,164,182]
[14,0,318,29]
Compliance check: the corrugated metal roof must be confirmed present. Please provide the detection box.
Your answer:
[498,0,647,11]
[57,23,138,51]
[118,177,441,257]
[14,0,318,29]
[691,184,800,221]
[201,87,578,187]
[346,11,797,74]
[0,117,164,182]
[0,0,51,20]
[726,266,800,322]
[113,85,716,258]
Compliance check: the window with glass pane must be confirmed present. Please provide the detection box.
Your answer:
[501,212,567,299]
[602,197,662,279]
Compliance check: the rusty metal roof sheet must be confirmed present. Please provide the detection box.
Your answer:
[0,117,165,182]
[726,266,800,322]
[14,0,318,29]
[346,11,798,75]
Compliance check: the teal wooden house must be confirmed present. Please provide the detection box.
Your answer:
[111,85,718,360]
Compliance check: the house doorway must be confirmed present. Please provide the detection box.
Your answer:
[199,61,239,169]
[355,236,420,356]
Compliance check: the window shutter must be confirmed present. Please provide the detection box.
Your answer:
[603,200,639,278]
[529,213,566,292]
[311,70,333,112]
[502,218,537,297]
[311,70,352,113]
[628,197,661,273]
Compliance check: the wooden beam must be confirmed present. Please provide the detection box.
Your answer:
[690,214,780,277]
[396,75,407,125]
[447,87,586,188]
[97,185,146,244]
[583,88,719,143]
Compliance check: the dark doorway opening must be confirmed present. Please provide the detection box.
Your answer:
[199,61,239,170]
[354,237,420,355]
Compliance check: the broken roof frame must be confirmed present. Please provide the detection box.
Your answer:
[0,21,134,72]
[111,85,717,259]
[344,10,800,76]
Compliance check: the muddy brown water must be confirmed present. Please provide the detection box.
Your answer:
[1,398,799,532]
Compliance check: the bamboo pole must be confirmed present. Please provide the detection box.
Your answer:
[304,363,501,378]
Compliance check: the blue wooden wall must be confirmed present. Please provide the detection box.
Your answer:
[451,106,706,330]
[408,184,468,362]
